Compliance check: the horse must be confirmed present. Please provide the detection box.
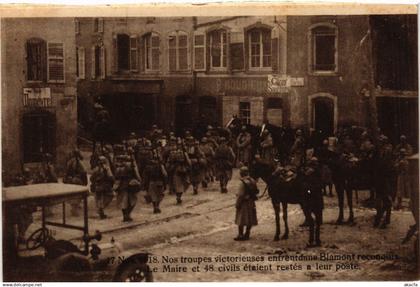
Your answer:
[249,159,324,246]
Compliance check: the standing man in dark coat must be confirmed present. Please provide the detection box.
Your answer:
[373,136,395,228]
[300,153,324,247]
[236,125,252,167]
[234,166,258,241]
[214,137,235,193]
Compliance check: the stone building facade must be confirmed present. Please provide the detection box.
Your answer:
[1,18,78,175]
[286,15,376,136]
[75,16,287,138]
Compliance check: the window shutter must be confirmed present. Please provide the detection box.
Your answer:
[244,31,249,71]
[193,32,206,71]
[78,46,85,79]
[112,34,118,74]
[98,18,104,33]
[168,33,177,72]
[271,37,279,73]
[206,33,211,72]
[91,46,96,79]
[139,36,145,73]
[100,46,106,79]
[226,31,231,72]
[47,42,65,83]
[130,35,138,71]
[230,32,244,71]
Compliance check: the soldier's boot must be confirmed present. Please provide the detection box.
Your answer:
[315,225,321,246]
[176,193,182,205]
[122,209,130,222]
[234,226,245,241]
[243,226,251,240]
[307,224,315,247]
[156,202,162,213]
[99,208,107,219]
[328,184,334,197]
[126,206,135,222]
[380,209,391,229]
[144,194,152,204]
[193,185,198,195]
[152,202,160,214]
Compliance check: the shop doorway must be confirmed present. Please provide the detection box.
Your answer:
[23,111,56,163]
[101,93,156,140]
[312,97,335,137]
[175,95,193,136]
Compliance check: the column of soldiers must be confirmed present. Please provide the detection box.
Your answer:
[87,125,236,222]
[3,121,415,243]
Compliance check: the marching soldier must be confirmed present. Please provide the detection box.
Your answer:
[394,135,413,157]
[143,147,168,213]
[214,137,235,193]
[136,139,154,198]
[186,137,206,195]
[63,149,88,216]
[127,132,138,148]
[90,156,115,219]
[163,136,178,195]
[236,125,252,167]
[260,129,275,164]
[115,149,142,222]
[167,138,191,204]
[200,137,215,187]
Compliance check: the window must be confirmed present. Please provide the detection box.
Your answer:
[168,31,189,72]
[26,38,46,82]
[193,32,206,71]
[94,18,104,33]
[47,42,65,83]
[117,34,130,71]
[248,28,271,69]
[209,29,227,69]
[310,24,337,73]
[144,32,160,71]
[76,46,85,79]
[239,101,251,124]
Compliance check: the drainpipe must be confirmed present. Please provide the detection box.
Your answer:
[192,17,198,122]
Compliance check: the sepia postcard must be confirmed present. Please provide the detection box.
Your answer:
[0,3,419,283]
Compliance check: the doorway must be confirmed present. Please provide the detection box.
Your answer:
[175,95,193,136]
[312,97,334,137]
[101,93,156,140]
[23,111,56,163]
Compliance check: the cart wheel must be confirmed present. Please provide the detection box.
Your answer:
[114,262,153,282]
[26,228,50,250]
